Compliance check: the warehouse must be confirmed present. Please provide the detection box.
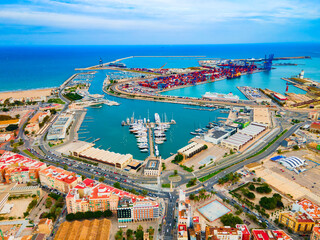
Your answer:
[239,122,266,137]
[78,147,133,169]
[178,142,205,158]
[221,133,252,151]
[278,156,305,170]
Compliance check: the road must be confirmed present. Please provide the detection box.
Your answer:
[0,70,309,240]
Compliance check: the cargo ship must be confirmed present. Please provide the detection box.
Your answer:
[202,92,240,102]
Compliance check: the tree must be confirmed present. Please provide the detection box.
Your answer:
[15,114,20,119]
[66,213,75,221]
[220,213,243,227]
[189,193,195,200]
[248,184,255,191]
[98,176,105,182]
[115,229,123,240]
[142,190,148,196]
[174,170,178,176]
[147,226,154,236]
[104,209,113,217]
[6,124,18,131]
[63,165,68,170]
[45,198,52,208]
[257,177,262,182]
[135,225,144,240]
[10,139,14,146]
[293,145,299,150]
[113,182,121,189]
[126,229,133,238]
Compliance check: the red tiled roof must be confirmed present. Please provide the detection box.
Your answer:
[0,151,46,169]
[67,179,146,204]
[40,165,79,184]
[298,199,320,220]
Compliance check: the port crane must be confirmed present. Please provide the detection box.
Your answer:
[263,54,274,70]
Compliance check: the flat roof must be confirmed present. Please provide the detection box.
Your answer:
[197,200,231,222]
[145,159,160,170]
[210,130,228,139]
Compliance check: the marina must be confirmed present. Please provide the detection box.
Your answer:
[122,112,176,157]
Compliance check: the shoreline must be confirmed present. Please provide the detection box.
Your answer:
[0,86,57,94]
[0,87,56,101]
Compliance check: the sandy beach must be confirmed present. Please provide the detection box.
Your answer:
[0,88,54,100]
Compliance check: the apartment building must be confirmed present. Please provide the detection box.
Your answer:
[0,151,47,183]
[66,179,159,223]
[39,165,81,194]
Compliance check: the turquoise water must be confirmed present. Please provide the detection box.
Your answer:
[81,70,228,160]
[161,59,312,99]
[1,43,320,160]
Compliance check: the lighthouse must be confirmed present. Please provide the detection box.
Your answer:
[299,70,305,79]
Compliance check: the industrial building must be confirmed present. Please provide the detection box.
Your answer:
[76,147,132,169]
[54,219,111,240]
[277,156,305,171]
[203,126,236,144]
[47,114,73,140]
[233,118,250,129]
[221,123,266,151]
[178,142,205,158]
[238,122,267,137]
[221,133,252,151]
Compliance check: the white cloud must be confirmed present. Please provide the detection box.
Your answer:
[0,0,319,31]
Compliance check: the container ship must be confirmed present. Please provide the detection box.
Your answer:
[202,92,240,102]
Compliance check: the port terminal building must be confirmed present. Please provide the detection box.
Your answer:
[144,159,161,176]
[203,126,237,144]
[47,113,73,140]
[221,123,267,151]
[178,142,205,158]
[64,141,133,169]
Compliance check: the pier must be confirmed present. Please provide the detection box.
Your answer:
[148,128,155,157]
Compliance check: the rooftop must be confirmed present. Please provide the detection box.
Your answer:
[210,130,228,139]
[54,219,111,240]
[0,151,46,170]
[298,199,320,220]
[252,229,293,240]
[145,159,160,170]
[40,165,80,184]
[67,179,153,205]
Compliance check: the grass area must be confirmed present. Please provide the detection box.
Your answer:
[162,183,171,188]
[247,129,288,159]
[48,98,65,104]
[63,92,83,101]
[199,169,223,182]
[22,149,39,159]
[198,129,289,183]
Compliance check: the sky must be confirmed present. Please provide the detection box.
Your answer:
[0,0,320,45]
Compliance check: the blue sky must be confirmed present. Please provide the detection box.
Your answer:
[0,0,319,45]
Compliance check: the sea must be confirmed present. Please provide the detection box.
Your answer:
[1,43,320,160]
